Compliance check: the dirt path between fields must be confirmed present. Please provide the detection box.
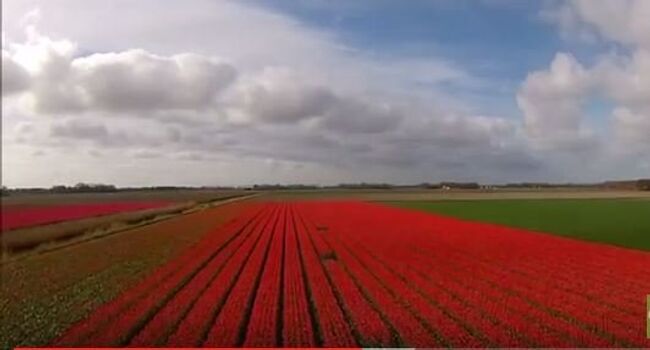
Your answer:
[1,193,262,263]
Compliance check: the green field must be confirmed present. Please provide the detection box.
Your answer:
[389,198,650,251]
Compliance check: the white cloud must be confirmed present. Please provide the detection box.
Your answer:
[544,0,650,48]
[4,29,238,114]
[522,1,650,156]
[225,68,335,124]
[130,149,163,159]
[517,53,596,150]
[316,97,402,134]
[45,118,188,150]
[1,51,31,96]
[594,49,650,109]
[595,50,650,155]
[612,108,650,148]
[72,51,237,112]
[49,119,108,140]
[6,0,648,186]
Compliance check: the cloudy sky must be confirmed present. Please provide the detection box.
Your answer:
[2,0,649,187]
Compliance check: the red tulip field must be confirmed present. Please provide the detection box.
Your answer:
[1,201,172,232]
[51,201,650,348]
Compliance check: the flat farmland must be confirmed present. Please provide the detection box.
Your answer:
[40,200,650,348]
[1,189,249,208]
[390,198,650,251]
[0,190,254,253]
[1,201,173,232]
[0,201,252,348]
[263,188,650,201]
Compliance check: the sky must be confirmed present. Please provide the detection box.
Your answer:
[2,0,649,187]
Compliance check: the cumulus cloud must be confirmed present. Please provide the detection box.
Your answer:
[520,0,650,156]
[545,0,650,48]
[45,118,185,150]
[432,115,515,149]
[226,68,335,124]
[130,149,163,159]
[316,97,402,134]
[0,14,544,185]
[596,50,650,153]
[10,0,647,186]
[612,108,650,148]
[50,119,109,140]
[517,53,595,150]
[4,28,237,114]
[72,51,237,112]
[225,67,403,134]
[388,113,515,152]
[594,49,650,109]
[1,51,31,95]
[5,27,405,138]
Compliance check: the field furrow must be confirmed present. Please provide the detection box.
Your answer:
[165,205,279,346]
[293,209,358,347]
[280,206,316,346]
[49,200,650,348]
[201,204,284,347]
[318,225,443,347]
[407,230,640,346]
[349,232,525,347]
[128,204,275,346]
[360,230,589,347]
[53,203,264,346]
[295,201,650,348]
[322,259,394,346]
[242,204,286,347]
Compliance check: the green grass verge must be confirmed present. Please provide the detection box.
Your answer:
[388,198,650,251]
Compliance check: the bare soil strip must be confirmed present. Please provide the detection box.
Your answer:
[1,193,261,261]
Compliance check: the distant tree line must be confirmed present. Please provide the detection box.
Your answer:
[335,183,394,189]
[50,183,118,193]
[2,178,649,195]
[496,182,596,189]
[250,184,320,190]
[118,185,240,191]
[602,179,650,191]
[1,183,244,195]
[636,179,650,191]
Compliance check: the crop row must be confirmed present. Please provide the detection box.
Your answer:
[54,201,650,348]
[297,201,650,348]
[2,201,172,231]
[54,203,268,346]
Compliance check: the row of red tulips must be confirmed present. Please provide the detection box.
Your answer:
[129,204,276,346]
[165,204,279,346]
[281,206,316,346]
[54,201,650,348]
[54,203,267,346]
[292,210,358,347]
[2,201,171,231]
[327,214,601,347]
[297,201,649,347]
